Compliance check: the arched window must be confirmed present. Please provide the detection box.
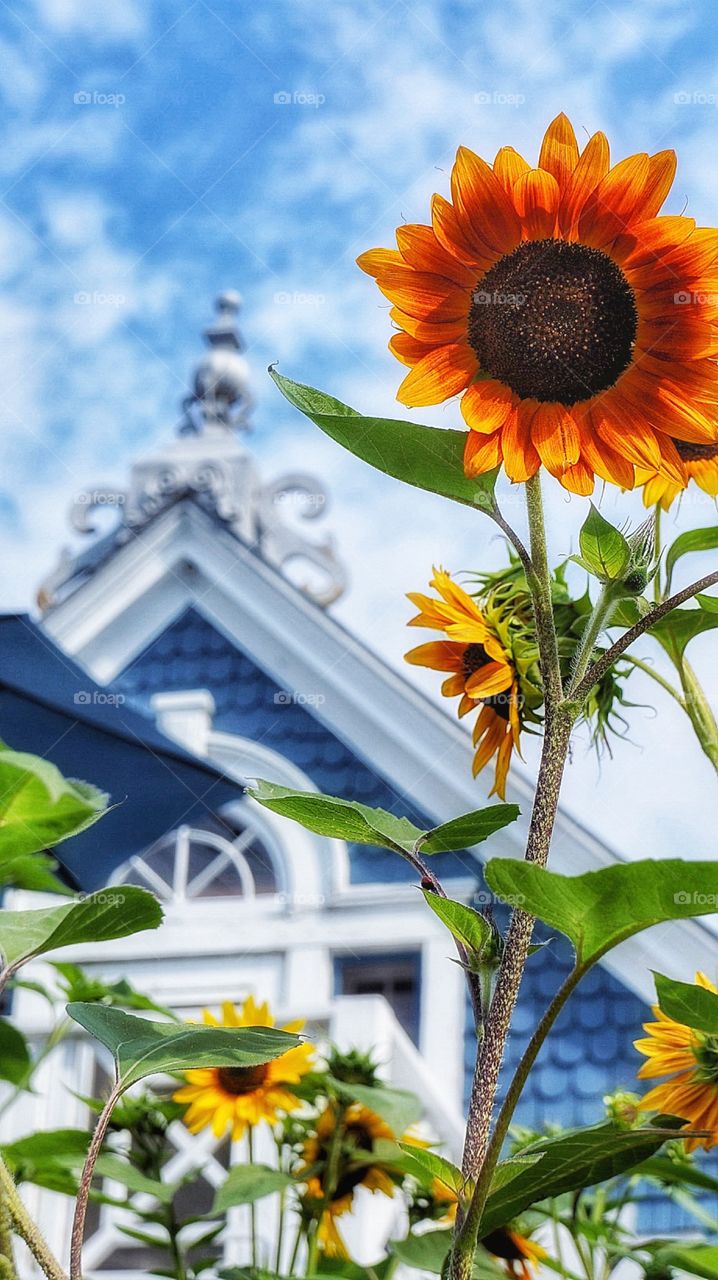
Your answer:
[113,802,282,902]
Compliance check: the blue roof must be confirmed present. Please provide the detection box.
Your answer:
[0,614,242,888]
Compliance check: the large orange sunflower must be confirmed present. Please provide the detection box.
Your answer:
[358,114,718,495]
[634,971,718,1151]
[172,996,314,1140]
[405,568,524,798]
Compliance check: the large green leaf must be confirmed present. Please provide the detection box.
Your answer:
[478,1121,681,1235]
[328,1078,422,1136]
[249,781,517,856]
[665,526,718,595]
[654,972,718,1034]
[0,1018,32,1086]
[0,888,163,973]
[213,1164,293,1212]
[270,369,498,510]
[397,1121,681,1272]
[94,1153,176,1203]
[67,1003,301,1090]
[1,1128,91,1194]
[0,747,108,859]
[484,858,718,967]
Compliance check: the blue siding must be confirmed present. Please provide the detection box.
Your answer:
[114,606,477,885]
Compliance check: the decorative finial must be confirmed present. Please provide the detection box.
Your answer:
[179,291,254,434]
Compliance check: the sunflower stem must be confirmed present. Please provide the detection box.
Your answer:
[248,1127,258,1270]
[568,583,620,694]
[677,658,718,773]
[70,1084,121,1280]
[524,473,563,702]
[0,1157,66,1280]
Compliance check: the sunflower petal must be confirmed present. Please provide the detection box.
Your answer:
[460,378,515,433]
[463,427,503,475]
[558,130,610,237]
[397,342,477,406]
[538,113,579,193]
[451,145,522,256]
[493,145,530,195]
[531,403,581,475]
[513,168,560,239]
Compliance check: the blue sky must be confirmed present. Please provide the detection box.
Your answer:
[2,0,718,861]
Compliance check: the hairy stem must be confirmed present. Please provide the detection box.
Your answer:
[524,473,563,702]
[569,585,620,693]
[0,1158,66,1280]
[70,1085,121,1280]
[572,569,718,704]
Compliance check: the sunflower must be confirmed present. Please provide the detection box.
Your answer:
[405,567,529,798]
[358,113,718,496]
[640,439,718,510]
[172,996,314,1140]
[634,971,718,1151]
[300,1102,399,1258]
[481,1228,548,1280]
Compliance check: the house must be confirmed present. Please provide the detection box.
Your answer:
[8,293,714,1270]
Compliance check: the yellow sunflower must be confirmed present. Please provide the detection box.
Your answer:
[172,996,314,1140]
[301,1102,399,1258]
[405,568,523,798]
[481,1228,548,1280]
[640,440,718,510]
[635,971,718,1151]
[358,113,718,496]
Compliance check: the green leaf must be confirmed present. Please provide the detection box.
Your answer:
[635,1154,718,1194]
[0,851,71,896]
[212,1164,293,1211]
[249,781,517,857]
[578,505,630,581]
[484,858,718,968]
[328,1079,422,1137]
[654,971,718,1035]
[477,1121,681,1237]
[1,1128,91,1192]
[269,369,498,511]
[665,526,718,595]
[661,1246,718,1280]
[0,1018,32,1086]
[93,1153,176,1203]
[650,597,718,659]
[391,1230,505,1278]
[398,1144,465,1196]
[67,1003,301,1090]
[0,887,163,973]
[0,747,108,859]
[417,806,520,854]
[488,1153,544,1193]
[421,893,492,958]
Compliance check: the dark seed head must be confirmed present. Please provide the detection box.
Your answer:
[462,642,511,720]
[467,238,638,406]
[674,438,718,463]
[217,1064,269,1096]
